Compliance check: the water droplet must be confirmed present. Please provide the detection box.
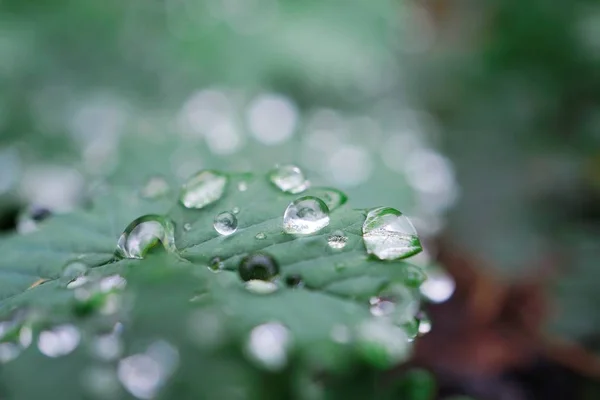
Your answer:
[420,267,455,303]
[417,312,432,336]
[327,230,348,249]
[62,261,89,284]
[285,274,303,288]
[67,276,90,289]
[314,188,348,210]
[183,223,192,231]
[369,283,419,324]
[356,319,410,368]
[209,257,224,272]
[238,253,279,282]
[116,215,176,259]
[213,211,238,236]
[231,206,240,215]
[245,280,279,294]
[141,176,170,199]
[283,196,330,235]
[362,207,422,260]
[237,181,248,192]
[179,170,228,209]
[268,165,309,194]
[245,322,291,371]
[38,324,81,357]
[255,232,266,240]
[17,206,52,234]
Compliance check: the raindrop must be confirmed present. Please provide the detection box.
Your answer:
[417,311,432,336]
[283,196,330,235]
[245,280,279,295]
[183,223,192,231]
[140,176,170,199]
[116,215,176,259]
[369,283,419,325]
[214,212,238,236]
[285,274,303,288]
[356,319,410,368]
[327,231,348,249]
[209,257,224,272]
[179,170,228,209]
[232,206,240,215]
[245,322,291,371]
[255,232,266,240]
[314,187,348,211]
[38,324,81,357]
[61,261,89,284]
[238,253,279,282]
[420,267,455,303]
[268,165,309,194]
[362,207,421,260]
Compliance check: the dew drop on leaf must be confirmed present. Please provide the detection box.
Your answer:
[245,280,279,295]
[140,176,170,199]
[238,253,279,282]
[327,230,348,249]
[283,196,330,235]
[116,215,176,259]
[416,311,432,337]
[314,187,348,210]
[362,207,421,260]
[255,232,266,240]
[231,206,240,215]
[369,283,419,325]
[209,257,224,272]
[213,211,238,236]
[61,261,89,284]
[38,324,81,358]
[268,165,309,194]
[237,181,248,192]
[245,322,291,371]
[179,170,228,209]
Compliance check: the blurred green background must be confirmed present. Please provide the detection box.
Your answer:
[1,0,599,398]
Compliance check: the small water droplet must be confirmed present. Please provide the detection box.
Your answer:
[369,283,419,325]
[283,196,330,235]
[209,257,224,272]
[61,261,89,284]
[38,324,81,357]
[179,170,228,209]
[237,181,248,192]
[285,274,304,288]
[327,230,348,249]
[420,267,455,303]
[183,223,192,231]
[238,253,279,282]
[416,311,432,337]
[116,215,176,259]
[356,319,410,368]
[141,176,170,199]
[245,280,279,294]
[213,211,238,236]
[245,322,291,371]
[231,207,240,215]
[268,165,309,194]
[255,232,266,240]
[362,207,421,260]
[17,206,52,234]
[315,188,348,210]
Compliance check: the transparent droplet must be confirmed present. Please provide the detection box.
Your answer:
[237,181,248,192]
[356,319,410,368]
[255,232,266,240]
[38,324,81,358]
[313,187,348,211]
[283,196,330,235]
[140,176,170,199]
[420,267,455,303]
[362,207,421,260]
[179,170,228,209]
[417,311,432,337]
[209,257,224,272]
[238,253,279,282]
[213,212,238,236]
[183,223,192,231]
[61,261,89,285]
[268,165,309,194]
[116,215,176,259]
[369,283,419,325]
[231,207,240,215]
[245,280,279,295]
[285,274,303,288]
[245,322,291,371]
[327,231,348,249]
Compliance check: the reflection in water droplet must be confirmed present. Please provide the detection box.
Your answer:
[283,196,330,235]
[141,176,170,199]
[356,319,410,368]
[116,215,176,259]
[268,165,309,194]
[67,276,90,289]
[327,231,348,249]
[209,257,224,272]
[255,232,266,240]
[118,341,179,400]
[246,322,291,371]
[245,280,279,295]
[362,207,421,260]
[238,253,279,282]
[183,223,192,231]
[213,211,238,236]
[38,324,81,357]
[314,188,348,211]
[179,170,228,209]
[420,267,455,303]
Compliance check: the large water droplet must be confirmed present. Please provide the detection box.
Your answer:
[116,215,176,259]
[283,196,330,235]
[141,176,170,199]
[245,322,291,371]
[327,230,348,249]
[213,211,238,236]
[314,187,348,210]
[362,207,421,260]
[38,324,81,357]
[238,253,279,282]
[268,165,309,194]
[179,170,228,209]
